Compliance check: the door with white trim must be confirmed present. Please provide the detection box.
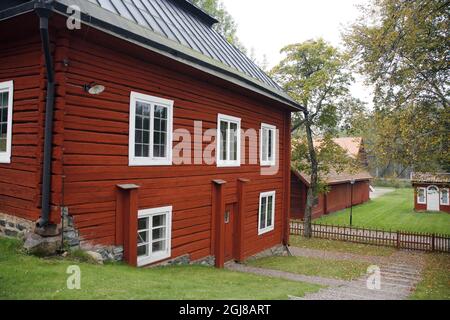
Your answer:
[427,186,440,211]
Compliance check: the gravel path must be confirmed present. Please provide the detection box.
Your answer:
[300,251,425,300]
[227,248,426,300]
[226,263,347,287]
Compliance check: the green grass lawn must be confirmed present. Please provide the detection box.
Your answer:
[410,253,450,300]
[0,237,321,300]
[246,256,369,281]
[290,236,396,257]
[314,188,450,235]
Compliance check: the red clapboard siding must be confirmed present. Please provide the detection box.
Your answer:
[290,172,371,220]
[1,15,292,264]
[60,27,289,259]
[0,26,43,221]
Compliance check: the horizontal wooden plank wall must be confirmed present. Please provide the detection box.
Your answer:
[290,174,371,220]
[61,28,288,261]
[0,30,44,221]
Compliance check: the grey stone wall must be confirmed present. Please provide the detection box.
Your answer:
[245,244,288,262]
[0,212,34,238]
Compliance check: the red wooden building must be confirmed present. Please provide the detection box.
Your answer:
[290,137,372,220]
[0,0,303,267]
[411,173,450,213]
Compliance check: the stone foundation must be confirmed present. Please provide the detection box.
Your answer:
[245,244,288,262]
[0,212,34,238]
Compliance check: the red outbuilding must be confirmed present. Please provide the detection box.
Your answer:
[411,173,450,213]
[290,137,372,220]
[0,0,303,267]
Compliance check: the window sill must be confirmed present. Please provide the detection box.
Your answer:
[0,155,11,164]
[258,226,274,236]
[137,251,171,267]
[260,161,276,167]
[129,158,172,166]
[217,161,241,168]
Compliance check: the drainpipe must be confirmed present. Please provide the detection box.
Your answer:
[35,0,55,230]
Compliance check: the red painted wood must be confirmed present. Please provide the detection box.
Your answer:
[1,14,293,267]
[290,173,371,220]
[224,203,235,262]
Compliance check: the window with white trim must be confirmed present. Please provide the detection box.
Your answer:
[217,114,241,167]
[260,123,276,166]
[440,188,449,206]
[0,80,13,164]
[137,206,172,266]
[258,191,275,235]
[417,187,426,204]
[129,92,173,166]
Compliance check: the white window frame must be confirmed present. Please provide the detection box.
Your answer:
[137,206,172,267]
[0,80,13,164]
[440,188,449,206]
[260,123,276,166]
[216,113,241,167]
[417,187,426,204]
[129,91,173,166]
[258,191,276,235]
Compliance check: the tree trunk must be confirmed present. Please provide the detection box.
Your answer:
[303,113,318,238]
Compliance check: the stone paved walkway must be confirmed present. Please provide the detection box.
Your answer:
[227,248,426,300]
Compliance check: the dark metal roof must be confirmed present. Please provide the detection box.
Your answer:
[0,0,303,110]
[86,0,282,91]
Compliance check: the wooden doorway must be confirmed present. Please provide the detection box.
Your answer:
[224,203,236,262]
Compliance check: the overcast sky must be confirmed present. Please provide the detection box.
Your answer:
[222,0,373,107]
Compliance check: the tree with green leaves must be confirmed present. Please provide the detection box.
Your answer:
[344,0,449,173]
[271,39,356,237]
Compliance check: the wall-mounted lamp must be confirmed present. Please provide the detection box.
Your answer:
[83,82,105,95]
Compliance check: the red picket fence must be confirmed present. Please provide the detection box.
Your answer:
[290,220,450,253]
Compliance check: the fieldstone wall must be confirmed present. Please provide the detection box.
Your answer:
[0,212,34,238]
[245,244,288,262]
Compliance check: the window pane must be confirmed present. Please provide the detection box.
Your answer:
[142,144,149,157]
[1,92,7,106]
[135,101,151,158]
[137,244,148,257]
[138,217,148,231]
[268,130,273,160]
[135,144,142,157]
[262,129,268,161]
[152,227,166,240]
[152,240,166,253]
[135,115,142,129]
[441,190,449,204]
[0,92,8,153]
[153,106,168,158]
[267,196,273,227]
[230,122,237,161]
[260,197,266,229]
[153,214,166,227]
[135,130,143,143]
[138,231,148,244]
[220,121,228,161]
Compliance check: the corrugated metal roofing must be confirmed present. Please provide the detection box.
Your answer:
[85,0,284,95]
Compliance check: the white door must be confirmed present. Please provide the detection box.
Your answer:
[427,186,440,211]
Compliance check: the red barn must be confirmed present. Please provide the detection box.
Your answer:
[0,0,303,268]
[290,171,372,220]
[290,137,372,220]
[411,173,450,213]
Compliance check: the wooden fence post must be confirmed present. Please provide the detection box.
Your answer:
[431,233,435,252]
[396,231,401,249]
